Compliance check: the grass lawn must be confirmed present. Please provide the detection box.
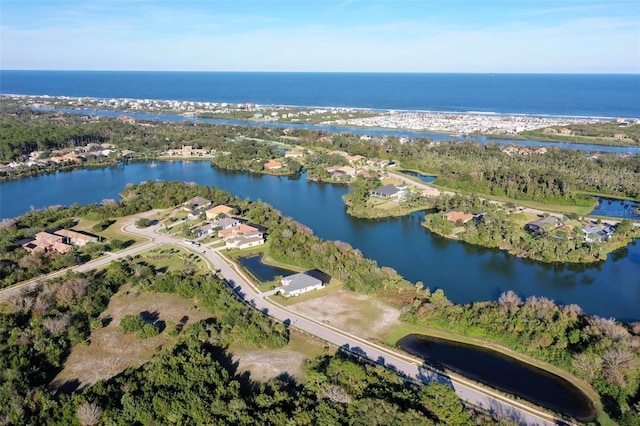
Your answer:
[73,216,148,246]
[132,245,208,273]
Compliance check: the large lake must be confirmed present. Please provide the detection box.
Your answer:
[1,161,639,321]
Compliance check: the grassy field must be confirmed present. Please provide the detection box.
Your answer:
[132,245,208,274]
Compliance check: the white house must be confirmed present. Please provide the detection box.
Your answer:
[278,273,323,297]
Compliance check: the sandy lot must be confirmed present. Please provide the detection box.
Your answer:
[286,288,401,339]
[233,349,307,383]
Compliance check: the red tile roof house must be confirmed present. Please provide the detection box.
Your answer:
[218,224,261,240]
[442,211,475,224]
[21,232,72,254]
[264,160,283,170]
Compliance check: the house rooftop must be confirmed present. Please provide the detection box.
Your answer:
[371,184,401,197]
[281,273,323,294]
[184,196,211,208]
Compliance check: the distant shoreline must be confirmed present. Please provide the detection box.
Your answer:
[2,93,636,122]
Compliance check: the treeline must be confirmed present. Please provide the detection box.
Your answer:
[0,115,111,162]
[522,122,640,147]
[281,128,640,203]
[47,340,481,425]
[0,265,127,424]
[404,289,640,424]
[210,139,302,174]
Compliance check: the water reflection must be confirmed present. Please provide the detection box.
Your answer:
[397,334,596,422]
[237,253,294,282]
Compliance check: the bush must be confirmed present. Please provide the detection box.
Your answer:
[135,218,152,228]
[119,314,160,338]
[119,314,145,334]
[92,219,115,232]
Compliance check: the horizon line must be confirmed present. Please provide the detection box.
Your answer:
[2,69,639,75]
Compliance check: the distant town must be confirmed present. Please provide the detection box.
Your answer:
[5,93,639,137]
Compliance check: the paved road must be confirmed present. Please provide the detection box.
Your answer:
[0,219,564,425]
[127,223,561,426]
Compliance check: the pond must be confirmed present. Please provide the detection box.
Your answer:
[590,197,640,221]
[396,334,596,422]
[399,170,437,183]
[237,253,295,282]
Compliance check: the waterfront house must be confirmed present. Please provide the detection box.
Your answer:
[264,160,283,170]
[582,224,615,243]
[371,184,406,199]
[225,235,265,250]
[524,216,562,235]
[278,273,324,297]
[184,196,212,210]
[21,232,72,254]
[442,211,475,224]
[219,224,261,240]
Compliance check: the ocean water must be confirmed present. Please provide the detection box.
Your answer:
[1,71,639,118]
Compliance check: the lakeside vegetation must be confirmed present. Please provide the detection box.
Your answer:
[421,193,639,263]
[401,289,640,424]
[518,122,640,148]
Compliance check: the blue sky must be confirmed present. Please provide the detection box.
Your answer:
[1,0,639,72]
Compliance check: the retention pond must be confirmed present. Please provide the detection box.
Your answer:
[396,334,597,422]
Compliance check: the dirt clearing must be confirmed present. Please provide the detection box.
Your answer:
[51,285,211,391]
[285,288,401,339]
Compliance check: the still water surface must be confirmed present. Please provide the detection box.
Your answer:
[1,161,638,320]
[397,334,596,422]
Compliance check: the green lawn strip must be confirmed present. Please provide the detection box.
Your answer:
[100,223,147,246]
[426,182,597,216]
[383,323,607,424]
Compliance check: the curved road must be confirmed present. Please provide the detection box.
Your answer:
[0,218,568,426]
